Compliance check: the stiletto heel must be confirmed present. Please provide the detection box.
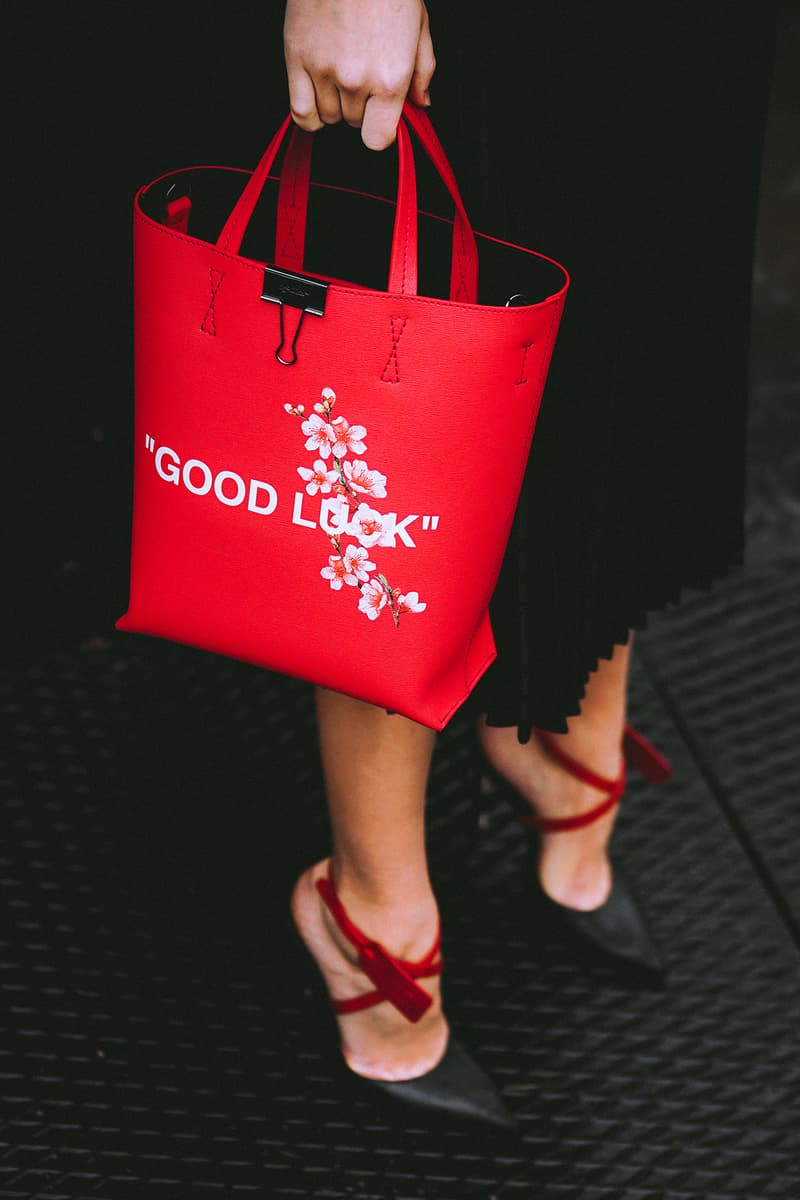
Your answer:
[305,861,517,1130]
[501,725,671,978]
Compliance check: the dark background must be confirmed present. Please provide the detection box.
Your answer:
[6,2,798,658]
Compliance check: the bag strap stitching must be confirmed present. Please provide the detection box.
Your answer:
[515,341,534,386]
[200,268,224,336]
[380,316,408,384]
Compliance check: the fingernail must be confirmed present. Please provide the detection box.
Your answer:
[424,89,431,107]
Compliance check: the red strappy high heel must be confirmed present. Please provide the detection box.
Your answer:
[307,861,516,1129]
[515,724,671,976]
[315,863,443,1024]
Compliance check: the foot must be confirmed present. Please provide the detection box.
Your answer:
[291,859,450,1082]
[478,720,623,911]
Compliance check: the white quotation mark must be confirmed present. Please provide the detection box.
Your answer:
[421,516,440,531]
[145,434,155,452]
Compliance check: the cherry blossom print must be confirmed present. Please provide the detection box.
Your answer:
[320,544,377,590]
[342,544,376,584]
[342,459,388,499]
[348,502,394,549]
[320,554,350,590]
[323,494,353,531]
[314,387,337,417]
[330,416,367,458]
[287,385,426,626]
[301,413,336,458]
[297,460,339,496]
[333,482,362,514]
[358,578,388,620]
[397,591,427,614]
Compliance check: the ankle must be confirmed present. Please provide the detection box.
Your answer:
[542,720,625,781]
[318,861,440,962]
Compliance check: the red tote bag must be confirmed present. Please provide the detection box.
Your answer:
[117,103,569,730]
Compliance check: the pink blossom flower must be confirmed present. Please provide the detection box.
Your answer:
[342,459,388,499]
[302,413,336,458]
[330,416,367,458]
[397,591,427,614]
[297,460,339,496]
[320,544,375,590]
[342,544,376,584]
[320,554,349,590]
[284,403,305,415]
[314,388,336,414]
[359,578,388,620]
[348,503,393,549]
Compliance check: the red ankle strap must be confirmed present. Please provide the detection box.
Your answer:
[519,723,671,834]
[520,729,625,832]
[315,863,442,1024]
[534,732,622,795]
[622,724,672,784]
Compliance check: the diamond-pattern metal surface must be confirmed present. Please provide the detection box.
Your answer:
[640,557,800,930]
[2,565,799,1199]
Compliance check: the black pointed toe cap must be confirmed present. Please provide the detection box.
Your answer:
[537,864,664,976]
[360,1037,518,1132]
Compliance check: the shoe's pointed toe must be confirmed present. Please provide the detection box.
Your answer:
[304,863,516,1132]
[499,723,672,982]
[359,1037,517,1131]
[536,863,664,977]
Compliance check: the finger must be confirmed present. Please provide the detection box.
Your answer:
[338,84,369,129]
[360,94,406,151]
[408,10,436,107]
[314,75,344,126]
[287,67,324,132]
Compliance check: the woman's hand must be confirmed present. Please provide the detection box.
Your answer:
[283,0,435,150]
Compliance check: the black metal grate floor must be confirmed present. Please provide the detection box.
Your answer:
[2,559,799,1199]
[641,556,800,934]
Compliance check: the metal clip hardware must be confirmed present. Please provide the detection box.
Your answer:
[261,266,329,366]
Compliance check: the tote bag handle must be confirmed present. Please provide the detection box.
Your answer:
[402,101,478,304]
[217,102,478,303]
[275,102,479,303]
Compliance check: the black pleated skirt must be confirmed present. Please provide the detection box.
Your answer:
[426,1,778,731]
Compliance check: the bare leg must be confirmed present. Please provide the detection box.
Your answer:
[478,639,632,910]
[291,688,448,1081]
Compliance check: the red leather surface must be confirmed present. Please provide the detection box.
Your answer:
[117,109,568,730]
